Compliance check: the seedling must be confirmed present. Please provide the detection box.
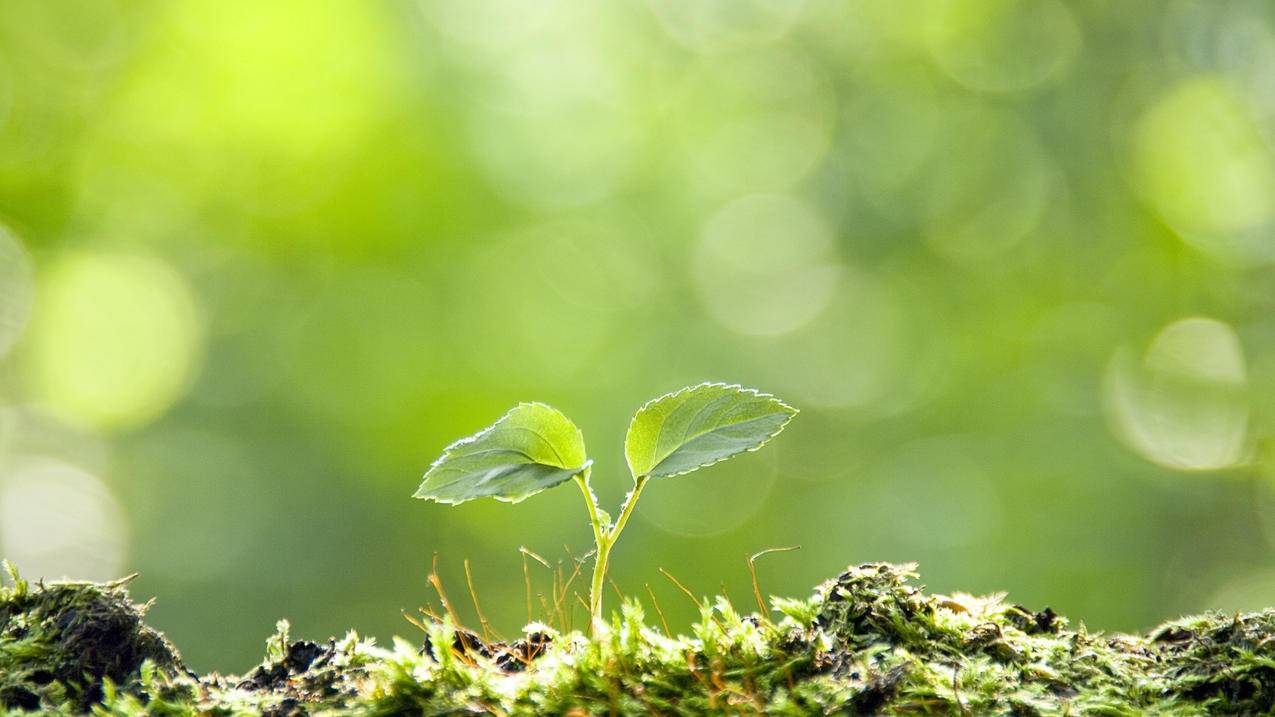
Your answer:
[414,382,797,629]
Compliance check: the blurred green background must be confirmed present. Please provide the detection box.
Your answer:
[3,0,1275,671]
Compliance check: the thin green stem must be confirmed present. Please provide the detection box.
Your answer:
[588,537,610,629]
[587,475,650,629]
[606,475,649,545]
[573,468,604,549]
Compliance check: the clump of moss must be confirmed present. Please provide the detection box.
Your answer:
[0,562,184,712]
[7,561,1275,715]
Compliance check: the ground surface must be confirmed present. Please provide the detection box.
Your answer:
[2,561,1273,715]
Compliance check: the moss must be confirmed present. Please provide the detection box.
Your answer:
[0,562,184,714]
[5,561,1275,715]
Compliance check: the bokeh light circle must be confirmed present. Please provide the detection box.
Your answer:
[1129,76,1275,262]
[0,405,109,478]
[921,107,1055,265]
[842,77,943,214]
[925,0,1081,93]
[0,407,14,463]
[420,0,561,57]
[694,194,841,337]
[26,251,205,431]
[1158,0,1275,119]
[674,50,834,195]
[457,11,641,210]
[0,224,34,360]
[644,0,807,52]
[0,457,127,581]
[91,1,403,218]
[1103,317,1249,471]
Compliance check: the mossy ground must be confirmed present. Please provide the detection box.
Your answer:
[3,561,1274,715]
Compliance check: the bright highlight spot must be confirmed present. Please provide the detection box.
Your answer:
[26,252,204,431]
[1103,317,1249,471]
[694,194,841,336]
[91,0,406,216]
[0,457,127,581]
[1131,77,1275,260]
[0,225,34,360]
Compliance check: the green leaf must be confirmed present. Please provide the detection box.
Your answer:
[624,383,797,480]
[414,403,589,505]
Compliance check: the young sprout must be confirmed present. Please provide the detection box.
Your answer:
[413,382,797,630]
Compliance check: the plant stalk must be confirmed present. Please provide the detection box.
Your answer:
[573,468,604,549]
[585,475,650,629]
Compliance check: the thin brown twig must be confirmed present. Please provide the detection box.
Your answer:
[464,559,497,642]
[561,543,581,568]
[538,594,553,628]
[646,584,671,637]
[401,610,428,632]
[562,562,593,633]
[556,555,589,612]
[520,547,553,626]
[747,545,801,617]
[519,546,551,569]
[522,551,533,625]
[552,563,564,631]
[428,553,463,627]
[659,567,701,608]
[559,544,590,631]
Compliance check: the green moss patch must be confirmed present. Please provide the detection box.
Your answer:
[4,562,1275,715]
[0,564,183,713]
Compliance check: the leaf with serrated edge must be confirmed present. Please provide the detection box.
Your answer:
[414,403,589,505]
[624,383,797,480]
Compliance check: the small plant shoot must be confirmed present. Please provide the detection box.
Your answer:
[414,382,797,628]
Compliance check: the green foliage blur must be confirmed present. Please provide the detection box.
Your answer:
[2,0,1275,671]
